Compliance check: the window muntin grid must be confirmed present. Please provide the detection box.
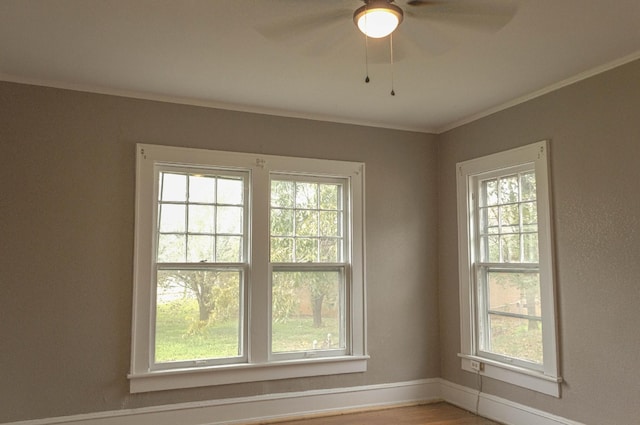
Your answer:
[478,171,538,264]
[157,169,247,264]
[269,177,346,264]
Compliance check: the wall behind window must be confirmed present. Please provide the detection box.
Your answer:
[437,59,640,424]
[0,82,439,423]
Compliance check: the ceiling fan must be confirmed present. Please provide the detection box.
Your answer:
[257,0,517,55]
[256,0,517,94]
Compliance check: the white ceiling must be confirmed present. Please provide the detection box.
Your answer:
[1,0,639,133]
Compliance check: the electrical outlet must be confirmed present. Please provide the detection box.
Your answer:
[470,360,482,372]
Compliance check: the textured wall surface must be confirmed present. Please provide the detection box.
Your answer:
[0,82,439,422]
[2,58,639,425]
[437,59,640,425]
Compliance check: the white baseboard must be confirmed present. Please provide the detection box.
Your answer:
[440,379,585,425]
[7,379,441,425]
[6,378,585,425]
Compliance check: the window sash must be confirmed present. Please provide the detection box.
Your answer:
[151,263,249,370]
[151,165,250,369]
[269,174,349,264]
[474,263,543,371]
[269,263,349,360]
[154,165,250,264]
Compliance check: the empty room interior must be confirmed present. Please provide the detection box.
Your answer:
[1,1,639,425]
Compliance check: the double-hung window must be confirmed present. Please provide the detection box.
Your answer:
[130,144,366,393]
[456,141,561,396]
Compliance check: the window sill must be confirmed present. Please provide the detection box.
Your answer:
[458,354,562,397]
[128,355,369,393]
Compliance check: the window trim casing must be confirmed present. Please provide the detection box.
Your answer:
[456,140,561,397]
[129,144,367,393]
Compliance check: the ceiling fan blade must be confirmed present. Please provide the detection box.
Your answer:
[396,18,455,55]
[406,0,442,6]
[404,0,517,33]
[398,0,517,55]
[255,8,352,42]
[405,0,516,15]
[406,0,517,33]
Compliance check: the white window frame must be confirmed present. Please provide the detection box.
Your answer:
[129,144,367,393]
[456,140,562,397]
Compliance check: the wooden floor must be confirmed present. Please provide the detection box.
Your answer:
[267,402,501,425]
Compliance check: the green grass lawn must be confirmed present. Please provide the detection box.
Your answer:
[155,299,340,362]
[489,316,543,364]
[155,300,240,362]
[272,317,339,353]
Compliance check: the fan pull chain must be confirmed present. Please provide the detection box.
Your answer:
[364,33,370,83]
[390,33,396,96]
[364,5,370,83]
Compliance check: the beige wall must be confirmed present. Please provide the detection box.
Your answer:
[438,59,640,424]
[2,58,639,425]
[0,82,439,422]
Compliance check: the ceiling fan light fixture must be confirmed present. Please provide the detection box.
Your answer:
[353,1,404,38]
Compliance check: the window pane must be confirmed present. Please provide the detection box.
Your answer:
[481,235,500,262]
[296,210,318,236]
[155,269,241,363]
[487,271,540,315]
[187,235,214,263]
[522,201,537,227]
[295,238,317,262]
[501,234,521,262]
[319,238,340,262]
[523,234,539,263]
[500,203,520,233]
[271,270,343,353]
[480,206,499,235]
[216,236,242,262]
[217,178,243,205]
[520,172,536,201]
[158,234,185,263]
[216,206,243,234]
[480,270,542,364]
[189,175,215,203]
[319,184,339,210]
[159,204,185,233]
[188,205,214,233]
[271,180,295,208]
[483,179,498,206]
[160,173,187,202]
[499,175,519,204]
[271,237,293,262]
[271,208,294,236]
[296,182,318,209]
[319,211,339,237]
[485,315,543,364]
